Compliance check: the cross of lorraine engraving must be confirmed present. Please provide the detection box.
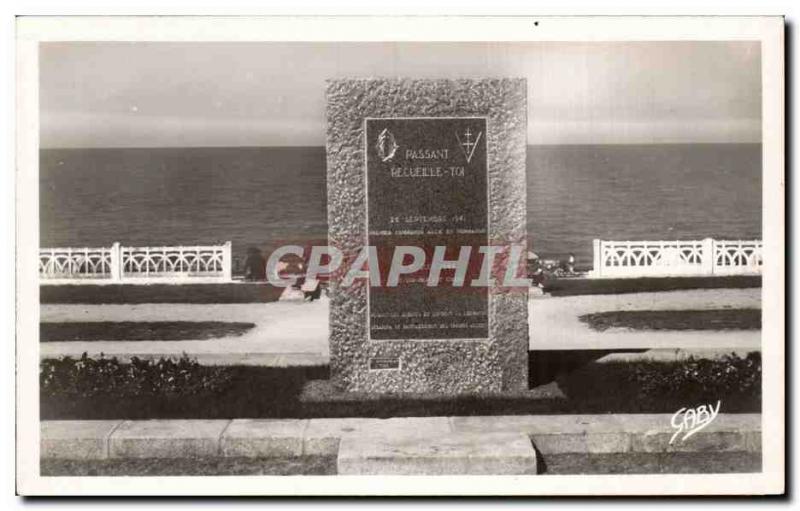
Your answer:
[456,127,482,164]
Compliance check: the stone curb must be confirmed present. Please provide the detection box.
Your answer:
[40,414,761,460]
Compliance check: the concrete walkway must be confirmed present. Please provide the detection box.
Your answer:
[40,298,331,366]
[39,288,761,365]
[531,287,761,351]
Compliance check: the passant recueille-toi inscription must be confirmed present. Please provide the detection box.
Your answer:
[366,117,489,341]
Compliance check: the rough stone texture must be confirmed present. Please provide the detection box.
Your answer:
[108,420,229,459]
[40,420,122,460]
[337,432,537,475]
[326,78,528,394]
[220,419,307,457]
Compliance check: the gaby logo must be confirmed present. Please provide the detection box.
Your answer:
[670,401,721,445]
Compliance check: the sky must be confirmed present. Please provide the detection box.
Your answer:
[39,41,761,148]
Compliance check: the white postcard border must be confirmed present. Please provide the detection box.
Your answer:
[15,15,785,496]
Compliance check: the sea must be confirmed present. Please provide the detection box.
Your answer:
[40,144,762,268]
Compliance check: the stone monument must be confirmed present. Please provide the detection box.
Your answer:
[326,78,528,394]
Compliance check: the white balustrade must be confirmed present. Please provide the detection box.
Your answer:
[712,240,764,276]
[39,246,114,280]
[590,238,762,278]
[39,242,232,284]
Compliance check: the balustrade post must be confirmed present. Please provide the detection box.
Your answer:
[754,241,763,271]
[701,238,715,276]
[110,242,123,282]
[592,239,602,278]
[222,241,233,281]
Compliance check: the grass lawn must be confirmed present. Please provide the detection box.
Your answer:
[544,275,760,296]
[580,309,761,332]
[40,354,761,420]
[40,321,255,342]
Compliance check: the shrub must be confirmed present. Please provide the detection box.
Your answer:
[40,353,233,399]
[627,352,761,404]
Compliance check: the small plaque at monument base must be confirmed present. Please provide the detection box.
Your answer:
[369,357,401,371]
[326,78,529,394]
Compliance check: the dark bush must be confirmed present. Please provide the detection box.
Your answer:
[627,352,761,404]
[39,352,761,420]
[40,353,233,399]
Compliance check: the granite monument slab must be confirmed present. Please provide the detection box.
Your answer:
[326,78,528,394]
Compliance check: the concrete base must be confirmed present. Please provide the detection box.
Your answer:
[337,432,538,475]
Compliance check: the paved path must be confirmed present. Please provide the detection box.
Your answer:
[40,297,330,366]
[39,288,761,364]
[531,287,761,351]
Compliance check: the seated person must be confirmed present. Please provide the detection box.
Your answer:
[243,247,267,281]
